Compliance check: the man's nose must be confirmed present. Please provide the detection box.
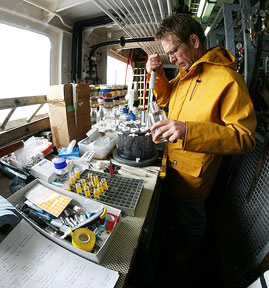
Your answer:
[169,54,176,64]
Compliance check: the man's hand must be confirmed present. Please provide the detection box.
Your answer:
[150,120,186,143]
[146,53,163,78]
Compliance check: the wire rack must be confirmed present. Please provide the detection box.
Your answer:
[216,134,269,287]
[69,169,144,216]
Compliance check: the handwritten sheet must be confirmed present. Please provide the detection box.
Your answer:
[0,220,119,288]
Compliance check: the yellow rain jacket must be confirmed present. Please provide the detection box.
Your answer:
[154,46,257,202]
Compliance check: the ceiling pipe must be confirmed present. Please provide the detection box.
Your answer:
[157,0,165,19]
[21,0,73,30]
[167,0,173,16]
[106,0,142,37]
[134,0,156,36]
[148,0,159,23]
[118,0,144,37]
[126,0,151,36]
[142,0,154,23]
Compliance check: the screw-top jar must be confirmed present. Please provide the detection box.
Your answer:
[53,158,68,181]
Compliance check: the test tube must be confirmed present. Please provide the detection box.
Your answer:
[74,168,80,180]
[87,172,93,181]
[97,183,104,194]
[81,178,87,188]
[76,183,82,194]
[101,178,108,191]
[84,185,91,198]
[64,182,71,191]
[94,187,100,199]
[94,176,99,186]
[69,172,75,185]
[90,181,95,189]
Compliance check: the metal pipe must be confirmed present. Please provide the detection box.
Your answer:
[89,36,155,50]
[109,0,131,25]
[127,0,144,24]
[142,0,154,23]
[117,0,145,37]
[126,0,150,37]
[157,0,165,19]
[103,0,127,25]
[134,0,148,23]
[107,0,142,38]
[21,0,73,30]
[134,0,156,36]
[148,0,159,23]
[167,0,173,16]
[92,0,126,31]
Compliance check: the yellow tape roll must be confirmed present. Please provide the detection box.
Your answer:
[71,228,96,251]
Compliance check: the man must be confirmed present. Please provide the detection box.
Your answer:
[147,14,256,263]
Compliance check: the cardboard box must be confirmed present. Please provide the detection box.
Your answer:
[47,84,91,149]
[8,179,121,264]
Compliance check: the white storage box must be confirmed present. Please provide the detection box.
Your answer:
[8,179,121,264]
[90,135,117,159]
[78,128,101,155]
[30,159,56,182]
[78,137,96,155]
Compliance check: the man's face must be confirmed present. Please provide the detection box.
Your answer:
[161,33,197,71]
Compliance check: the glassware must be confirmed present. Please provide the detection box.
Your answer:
[90,107,97,126]
[148,101,167,144]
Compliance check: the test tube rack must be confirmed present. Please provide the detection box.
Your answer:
[69,169,144,216]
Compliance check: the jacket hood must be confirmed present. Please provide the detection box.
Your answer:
[192,46,237,70]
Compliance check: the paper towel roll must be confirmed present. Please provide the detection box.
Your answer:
[0,210,21,243]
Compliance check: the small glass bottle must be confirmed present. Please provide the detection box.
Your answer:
[64,181,71,191]
[97,104,105,128]
[148,101,167,144]
[94,187,100,198]
[103,108,116,130]
[69,172,75,185]
[90,107,98,126]
[101,178,108,191]
[76,183,82,194]
[74,167,80,180]
[84,185,91,198]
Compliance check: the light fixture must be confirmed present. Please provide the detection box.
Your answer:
[197,0,206,18]
[202,1,217,22]
[204,26,211,36]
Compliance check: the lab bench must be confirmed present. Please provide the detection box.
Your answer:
[0,157,163,288]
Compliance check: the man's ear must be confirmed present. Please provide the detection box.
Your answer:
[189,34,200,49]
